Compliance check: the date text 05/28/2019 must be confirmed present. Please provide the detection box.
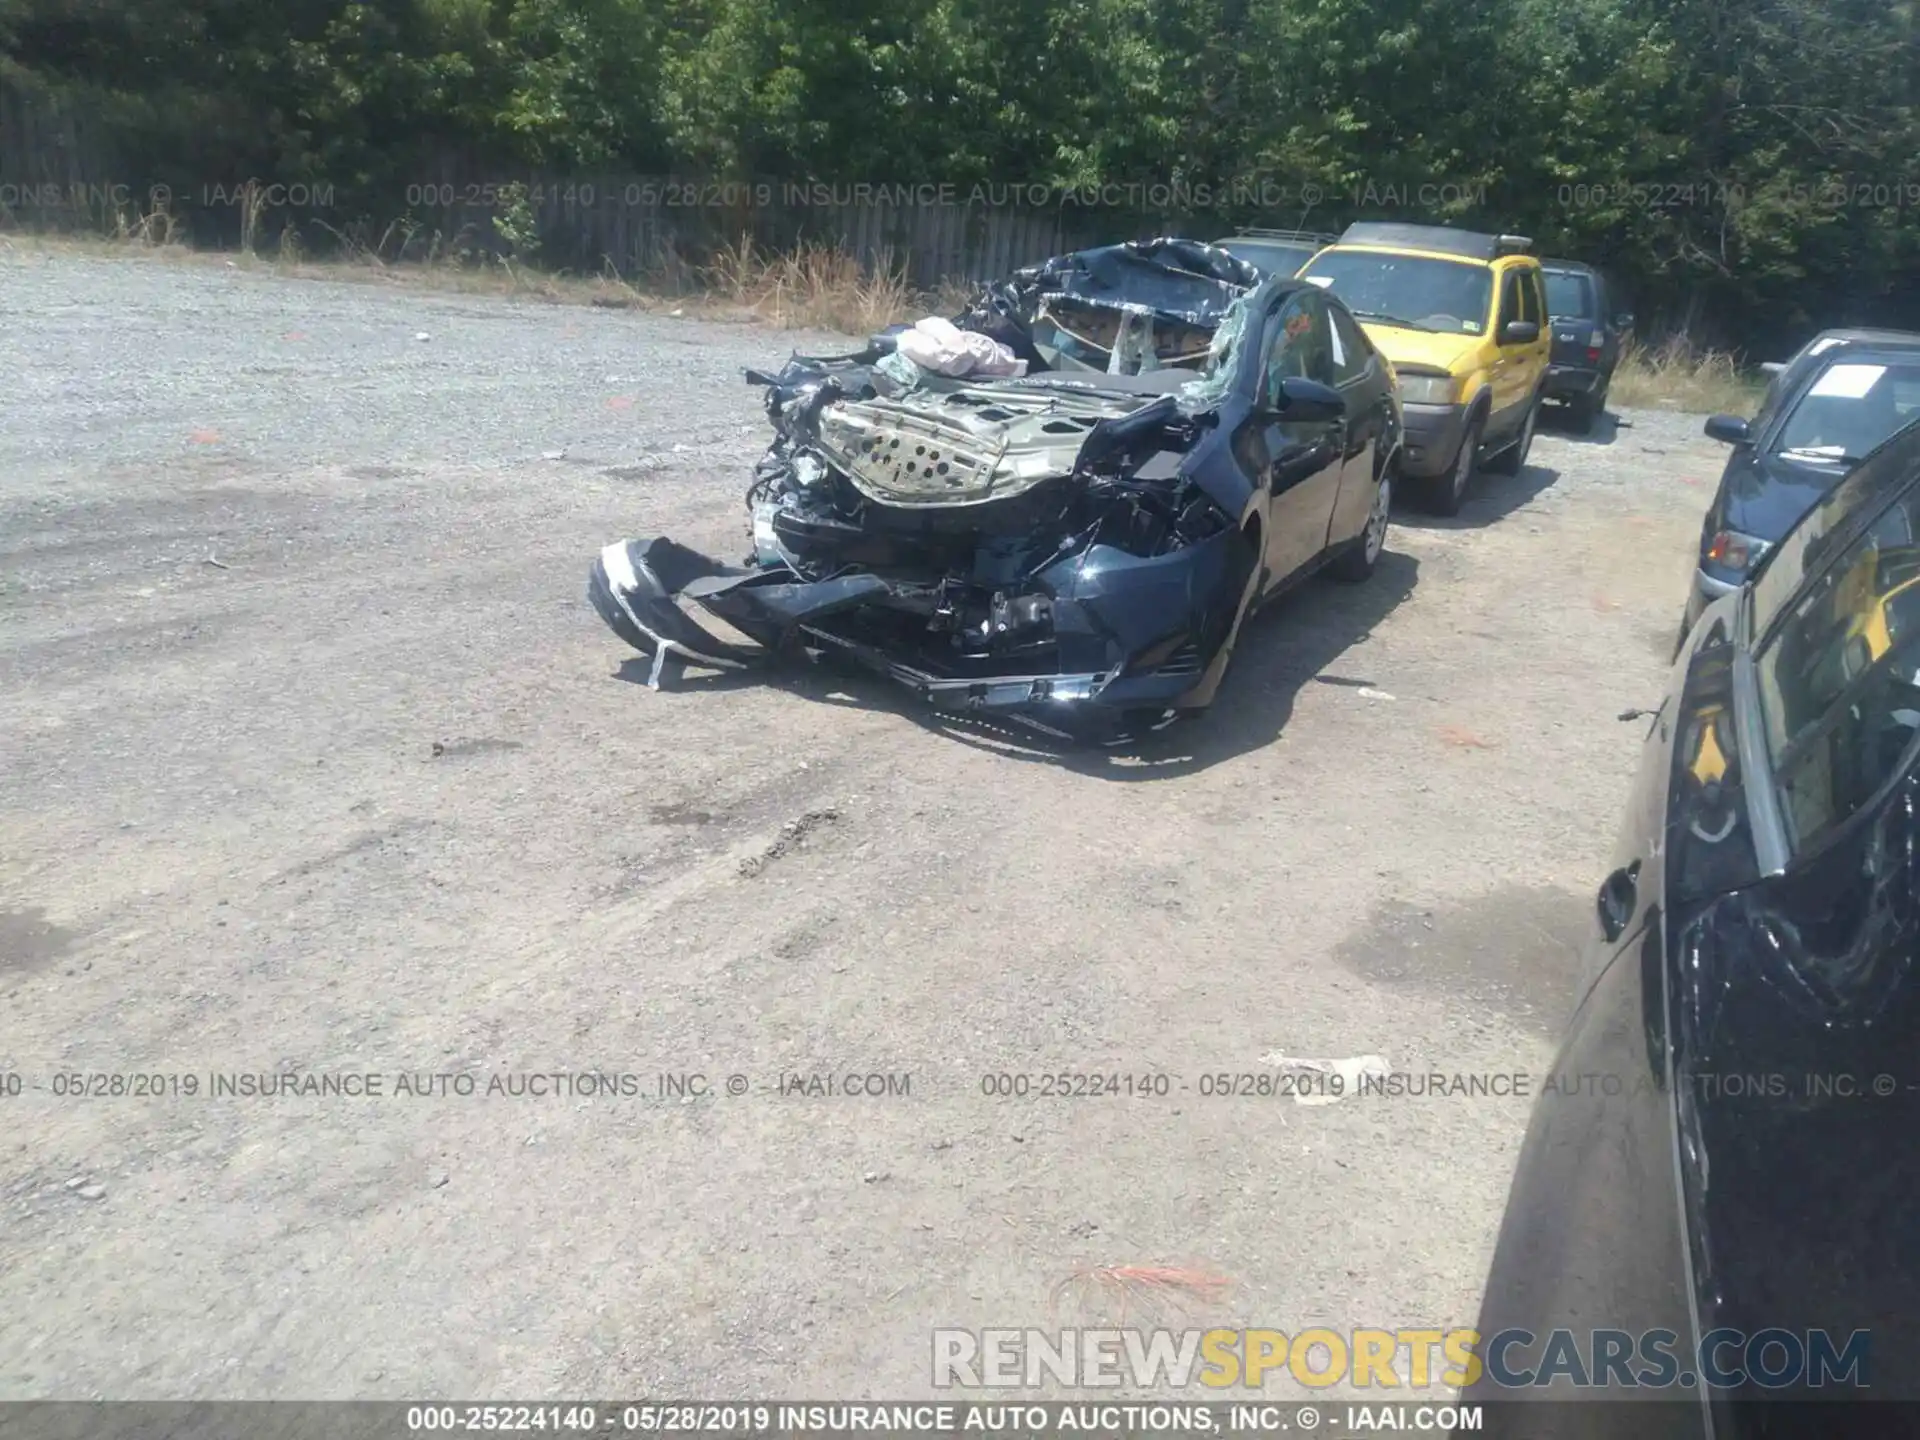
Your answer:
[976,1072,1377,1099]
[404,1403,1479,1434]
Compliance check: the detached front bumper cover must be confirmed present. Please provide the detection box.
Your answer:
[589,527,1252,729]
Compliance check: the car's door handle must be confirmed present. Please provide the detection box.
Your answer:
[1596,861,1640,943]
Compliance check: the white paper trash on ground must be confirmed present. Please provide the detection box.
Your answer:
[1260,1051,1391,1105]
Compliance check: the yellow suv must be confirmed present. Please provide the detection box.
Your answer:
[1298,223,1551,514]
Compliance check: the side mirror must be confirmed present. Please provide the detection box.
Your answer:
[1266,375,1345,423]
[1499,320,1540,345]
[1704,414,1751,445]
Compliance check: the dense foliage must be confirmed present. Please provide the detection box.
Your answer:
[3,0,1915,350]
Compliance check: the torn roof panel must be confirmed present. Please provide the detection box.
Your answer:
[1007,237,1261,327]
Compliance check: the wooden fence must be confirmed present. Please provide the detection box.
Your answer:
[0,73,1139,286]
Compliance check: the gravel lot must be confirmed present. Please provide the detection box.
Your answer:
[0,245,1725,1401]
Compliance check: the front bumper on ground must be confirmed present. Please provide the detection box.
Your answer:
[1543,363,1602,400]
[588,535,1248,733]
[1398,401,1471,479]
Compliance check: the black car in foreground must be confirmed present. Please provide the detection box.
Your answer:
[588,240,1402,741]
[1689,329,1920,636]
[1212,228,1340,278]
[1539,258,1631,430]
[1462,419,1920,1438]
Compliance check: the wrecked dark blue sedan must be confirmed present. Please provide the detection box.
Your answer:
[588,239,1403,740]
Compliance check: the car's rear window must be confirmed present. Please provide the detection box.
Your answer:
[1218,240,1317,276]
[1544,270,1594,319]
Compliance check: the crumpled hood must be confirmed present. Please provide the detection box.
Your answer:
[1353,323,1486,376]
[813,381,1169,508]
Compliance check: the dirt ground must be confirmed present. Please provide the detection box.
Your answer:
[0,246,1727,1401]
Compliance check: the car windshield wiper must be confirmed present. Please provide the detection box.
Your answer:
[1347,308,1436,332]
[1777,444,1862,464]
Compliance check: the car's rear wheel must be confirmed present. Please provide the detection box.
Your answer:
[1422,415,1481,515]
[1331,466,1391,581]
[1568,388,1600,433]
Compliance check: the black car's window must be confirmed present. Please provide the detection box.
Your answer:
[1773,358,1920,465]
[1296,251,1492,335]
[1328,305,1373,385]
[1754,477,1920,852]
[1544,270,1594,320]
[1750,368,1790,435]
[1261,293,1335,401]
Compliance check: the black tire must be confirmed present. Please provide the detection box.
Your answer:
[1568,388,1599,433]
[1488,394,1540,474]
[1330,465,1392,581]
[1422,414,1481,515]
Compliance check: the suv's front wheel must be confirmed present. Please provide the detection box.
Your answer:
[1422,414,1481,516]
[1487,393,1540,475]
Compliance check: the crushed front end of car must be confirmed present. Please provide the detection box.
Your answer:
[587,239,1262,739]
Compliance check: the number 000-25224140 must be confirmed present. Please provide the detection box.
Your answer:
[405,1406,602,1432]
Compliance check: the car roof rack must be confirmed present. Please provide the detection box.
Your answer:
[1337,222,1532,261]
[1229,228,1340,244]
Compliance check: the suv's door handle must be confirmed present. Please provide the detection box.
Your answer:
[1597,861,1640,943]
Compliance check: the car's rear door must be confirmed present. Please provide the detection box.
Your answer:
[1325,300,1392,546]
[1547,268,1598,372]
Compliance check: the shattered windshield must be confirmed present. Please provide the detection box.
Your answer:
[1297,250,1493,335]
[1176,295,1254,409]
[1029,297,1214,373]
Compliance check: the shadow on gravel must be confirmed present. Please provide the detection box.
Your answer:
[874,550,1422,779]
[1538,405,1626,446]
[604,552,1418,778]
[1393,462,1562,533]
[612,657,768,694]
[1331,883,1592,1038]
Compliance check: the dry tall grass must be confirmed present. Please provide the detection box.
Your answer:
[1610,334,1766,415]
[701,236,922,333]
[5,216,1777,414]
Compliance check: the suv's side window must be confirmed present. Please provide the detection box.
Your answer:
[1754,481,1920,851]
[1498,271,1525,331]
[1328,304,1373,386]
[1524,269,1545,327]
